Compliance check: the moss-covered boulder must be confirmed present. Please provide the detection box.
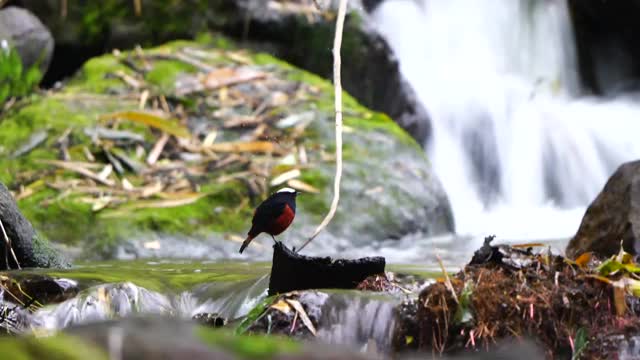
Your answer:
[0,181,67,269]
[17,0,431,143]
[0,35,452,260]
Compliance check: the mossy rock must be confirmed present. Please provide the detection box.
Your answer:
[0,35,452,260]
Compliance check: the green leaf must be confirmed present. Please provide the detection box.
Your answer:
[454,280,474,324]
[572,327,589,360]
[235,295,276,335]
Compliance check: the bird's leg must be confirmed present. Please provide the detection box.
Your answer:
[270,234,277,244]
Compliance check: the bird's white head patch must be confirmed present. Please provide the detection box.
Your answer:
[277,187,297,194]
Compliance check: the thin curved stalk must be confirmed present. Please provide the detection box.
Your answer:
[297,0,348,253]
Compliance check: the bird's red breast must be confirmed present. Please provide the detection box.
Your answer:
[267,203,295,235]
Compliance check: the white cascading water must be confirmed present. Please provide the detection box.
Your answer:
[372,0,640,243]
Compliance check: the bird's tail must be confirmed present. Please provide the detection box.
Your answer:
[239,234,254,254]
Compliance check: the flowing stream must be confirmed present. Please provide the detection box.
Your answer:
[3,261,422,352]
[372,0,640,245]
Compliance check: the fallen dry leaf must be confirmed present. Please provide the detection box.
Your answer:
[205,141,277,154]
[41,160,115,187]
[100,111,190,138]
[286,179,320,194]
[270,169,301,187]
[270,299,293,315]
[203,67,266,90]
[285,299,317,336]
[147,133,170,165]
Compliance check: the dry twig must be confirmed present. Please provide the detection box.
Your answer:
[0,219,20,270]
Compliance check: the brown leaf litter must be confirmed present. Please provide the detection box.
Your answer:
[401,236,640,359]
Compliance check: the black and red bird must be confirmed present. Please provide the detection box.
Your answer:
[239,187,299,253]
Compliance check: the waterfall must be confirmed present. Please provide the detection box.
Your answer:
[372,0,640,241]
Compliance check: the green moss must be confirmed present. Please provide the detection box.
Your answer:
[97,180,249,239]
[198,328,300,359]
[0,333,108,360]
[145,60,197,93]
[66,56,130,94]
[297,169,330,217]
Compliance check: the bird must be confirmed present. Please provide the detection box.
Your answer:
[239,187,299,254]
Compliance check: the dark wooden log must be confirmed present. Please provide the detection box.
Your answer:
[268,242,386,296]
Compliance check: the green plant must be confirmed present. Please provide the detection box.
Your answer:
[0,40,42,104]
[572,327,589,360]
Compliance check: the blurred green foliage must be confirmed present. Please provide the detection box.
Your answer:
[0,42,42,104]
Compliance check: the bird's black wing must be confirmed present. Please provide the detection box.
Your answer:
[252,197,287,228]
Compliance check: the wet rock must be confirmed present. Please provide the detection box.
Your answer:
[247,292,327,339]
[30,282,173,330]
[470,235,536,270]
[0,182,67,269]
[245,290,399,353]
[0,6,53,76]
[391,298,419,353]
[569,0,640,95]
[566,160,640,259]
[1,274,78,306]
[0,302,32,334]
[192,313,226,328]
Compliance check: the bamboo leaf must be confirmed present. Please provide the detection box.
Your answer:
[205,141,277,153]
[285,299,316,336]
[100,111,190,138]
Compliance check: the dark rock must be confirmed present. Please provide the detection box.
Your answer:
[192,313,226,328]
[569,0,640,95]
[0,182,68,269]
[1,274,78,305]
[0,6,53,77]
[566,160,640,259]
[268,242,385,296]
[361,0,384,13]
[391,299,419,353]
